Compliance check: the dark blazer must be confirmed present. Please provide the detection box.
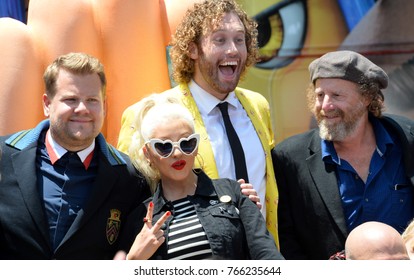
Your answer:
[0,120,150,259]
[272,114,414,260]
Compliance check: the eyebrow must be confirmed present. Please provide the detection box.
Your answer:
[212,28,245,34]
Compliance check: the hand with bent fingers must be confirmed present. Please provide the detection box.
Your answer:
[238,179,262,210]
[126,201,171,260]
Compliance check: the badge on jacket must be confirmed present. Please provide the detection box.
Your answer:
[220,195,232,203]
[106,209,121,245]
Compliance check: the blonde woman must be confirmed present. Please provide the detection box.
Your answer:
[119,94,283,260]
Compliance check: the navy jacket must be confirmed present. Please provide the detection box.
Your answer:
[0,120,150,259]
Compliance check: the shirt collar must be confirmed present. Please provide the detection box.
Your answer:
[189,79,238,115]
[151,169,217,214]
[321,116,395,164]
[321,140,340,165]
[46,129,95,169]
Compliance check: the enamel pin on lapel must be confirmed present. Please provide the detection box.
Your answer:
[220,195,231,203]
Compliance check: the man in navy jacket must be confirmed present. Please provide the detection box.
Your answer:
[0,52,149,259]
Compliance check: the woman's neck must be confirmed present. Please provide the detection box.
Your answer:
[161,172,198,202]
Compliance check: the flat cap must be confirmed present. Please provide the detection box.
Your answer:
[309,50,388,89]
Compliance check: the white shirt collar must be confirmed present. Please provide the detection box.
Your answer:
[189,80,238,115]
[47,130,95,163]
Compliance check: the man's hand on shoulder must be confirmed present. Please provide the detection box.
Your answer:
[238,179,262,210]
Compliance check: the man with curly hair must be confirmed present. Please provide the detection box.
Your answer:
[117,0,279,246]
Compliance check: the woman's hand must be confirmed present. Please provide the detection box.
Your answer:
[126,201,171,260]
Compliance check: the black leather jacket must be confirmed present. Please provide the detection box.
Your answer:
[120,170,284,260]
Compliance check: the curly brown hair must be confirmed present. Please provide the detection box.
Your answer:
[170,0,259,84]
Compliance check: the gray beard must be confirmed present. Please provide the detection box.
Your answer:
[319,119,355,141]
[317,100,366,142]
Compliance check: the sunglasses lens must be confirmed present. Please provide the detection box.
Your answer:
[154,142,173,157]
[180,137,198,154]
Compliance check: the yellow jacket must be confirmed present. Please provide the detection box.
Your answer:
[117,83,279,246]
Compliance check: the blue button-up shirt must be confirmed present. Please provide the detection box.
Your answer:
[322,117,413,233]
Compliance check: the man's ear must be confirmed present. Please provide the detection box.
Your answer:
[103,97,107,117]
[188,42,198,59]
[362,95,373,109]
[42,93,51,117]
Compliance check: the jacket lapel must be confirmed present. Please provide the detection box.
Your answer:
[381,115,414,185]
[307,132,348,238]
[12,145,51,250]
[177,84,219,178]
[235,89,273,151]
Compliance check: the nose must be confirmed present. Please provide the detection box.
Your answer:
[226,41,238,55]
[74,101,89,113]
[321,95,335,111]
[171,144,181,157]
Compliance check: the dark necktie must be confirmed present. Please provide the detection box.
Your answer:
[217,102,249,183]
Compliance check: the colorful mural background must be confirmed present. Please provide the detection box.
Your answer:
[0,0,412,146]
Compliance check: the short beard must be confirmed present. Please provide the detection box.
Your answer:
[197,45,244,94]
[316,102,366,141]
[319,119,350,141]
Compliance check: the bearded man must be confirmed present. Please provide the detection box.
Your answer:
[272,50,414,260]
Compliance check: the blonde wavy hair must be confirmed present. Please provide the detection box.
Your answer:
[128,93,195,192]
[170,0,260,84]
[402,219,414,244]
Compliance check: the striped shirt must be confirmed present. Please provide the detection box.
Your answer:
[167,197,213,260]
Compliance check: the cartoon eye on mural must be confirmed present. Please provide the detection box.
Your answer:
[238,0,350,142]
[253,0,307,70]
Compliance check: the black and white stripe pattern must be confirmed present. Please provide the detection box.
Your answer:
[167,198,212,260]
